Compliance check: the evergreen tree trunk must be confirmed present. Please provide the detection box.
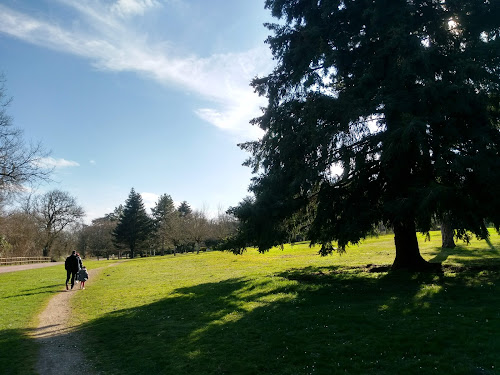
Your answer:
[441,213,456,249]
[392,220,441,271]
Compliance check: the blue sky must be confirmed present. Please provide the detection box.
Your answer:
[0,0,274,222]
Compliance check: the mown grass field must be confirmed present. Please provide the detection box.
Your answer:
[0,265,62,374]
[1,231,499,374]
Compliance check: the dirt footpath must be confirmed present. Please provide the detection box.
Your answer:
[30,282,100,374]
[26,265,102,375]
[3,261,121,374]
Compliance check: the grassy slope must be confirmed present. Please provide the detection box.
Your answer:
[0,232,498,374]
[68,231,500,375]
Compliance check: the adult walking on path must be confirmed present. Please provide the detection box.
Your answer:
[65,250,80,290]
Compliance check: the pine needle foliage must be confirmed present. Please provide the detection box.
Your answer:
[112,188,153,258]
[230,0,500,270]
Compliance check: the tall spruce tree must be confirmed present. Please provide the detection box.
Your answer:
[177,201,192,217]
[152,194,175,222]
[230,0,500,271]
[113,188,153,258]
[151,194,175,254]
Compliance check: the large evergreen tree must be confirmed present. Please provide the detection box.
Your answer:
[152,194,175,222]
[113,188,153,258]
[177,201,192,217]
[151,194,175,254]
[230,0,500,270]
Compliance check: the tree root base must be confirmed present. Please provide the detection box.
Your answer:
[391,260,443,273]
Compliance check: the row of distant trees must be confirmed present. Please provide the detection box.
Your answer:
[0,190,84,259]
[0,187,238,260]
[78,189,238,259]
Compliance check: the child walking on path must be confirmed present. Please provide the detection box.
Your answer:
[76,266,89,289]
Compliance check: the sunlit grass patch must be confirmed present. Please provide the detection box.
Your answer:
[68,233,499,374]
[1,229,498,374]
[0,265,65,374]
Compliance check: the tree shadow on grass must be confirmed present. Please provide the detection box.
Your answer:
[0,328,38,375]
[427,243,499,265]
[74,265,500,375]
[1,285,61,299]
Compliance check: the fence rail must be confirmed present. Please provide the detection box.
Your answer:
[0,257,51,266]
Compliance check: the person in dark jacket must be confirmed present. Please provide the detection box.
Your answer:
[65,250,80,290]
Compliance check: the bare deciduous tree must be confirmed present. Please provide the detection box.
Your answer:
[189,209,210,253]
[0,211,41,257]
[214,206,238,241]
[78,217,117,259]
[29,189,85,257]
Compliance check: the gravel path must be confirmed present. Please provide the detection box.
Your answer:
[16,263,103,375]
[30,278,100,375]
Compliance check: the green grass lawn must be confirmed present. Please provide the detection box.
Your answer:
[1,231,499,374]
[0,265,63,375]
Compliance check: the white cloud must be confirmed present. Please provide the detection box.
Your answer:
[110,0,160,18]
[90,160,96,165]
[0,1,272,140]
[36,157,80,168]
[140,192,159,212]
